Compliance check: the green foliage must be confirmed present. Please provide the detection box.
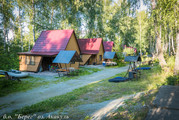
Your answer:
[0,51,19,71]
[68,68,101,76]
[166,56,175,70]
[0,0,178,74]
[84,116,91,120]
[111,52,126,67]
[166,75,179,86]
[123,47,135,55]
[134,11,149,54]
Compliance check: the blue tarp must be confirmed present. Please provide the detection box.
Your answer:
[103,52,116,59]
[108,77,128,82]
[136,67,151,70]
[52,50,76,64]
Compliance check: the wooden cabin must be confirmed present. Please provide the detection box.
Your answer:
[18,30,81,72]
[103,41,116,63]
[77,38,104,65]
[103,41,114,52]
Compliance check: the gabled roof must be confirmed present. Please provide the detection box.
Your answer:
[31,30,74,54]
[18,52,57,56]
[124,56,141,62]
[103,52,116,59]
[103,41,113,52]
[77,38,103,54]
[52,50,82,64]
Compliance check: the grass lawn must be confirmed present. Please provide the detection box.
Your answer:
[11,64,171,119]
[107,89,158,120]
[53,67,101,83]
[0,77,50,97]
[0,67,101,97]
[105,62,127,68]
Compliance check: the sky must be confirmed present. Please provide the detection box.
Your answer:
[139,0,147,11]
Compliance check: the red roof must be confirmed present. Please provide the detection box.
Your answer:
[103,41,113,51]
[77,38,103,54]
[31,30,74,54]
[18,52,57,56]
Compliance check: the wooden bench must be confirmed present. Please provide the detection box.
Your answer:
[56,69,69,72]
[56,68,69,77]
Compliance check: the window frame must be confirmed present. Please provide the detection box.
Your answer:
[26,56,35,65]
[99,55,102,61]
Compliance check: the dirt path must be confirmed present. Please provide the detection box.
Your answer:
[91,92,144,120]
[40,92,144,120]
[0,66,128,115]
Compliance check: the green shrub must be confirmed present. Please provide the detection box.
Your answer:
[0,79,20,88]
[117,62,127,67]
[166,56,175,71]
[0,77,49,97]
[166,75,179,86]
[0,51,19,71]
[113,52,126,67]
[123,47,134,55]
[68,68,101,76]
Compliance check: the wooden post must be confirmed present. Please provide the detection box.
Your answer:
[65,64,67,71]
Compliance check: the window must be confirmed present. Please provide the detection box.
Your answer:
[26,56,35,65]
[31,56,35,65]
[99,55,102,61]
[26,56,30,65]
[19,56,23,65]
[80,55,82,59]
[70,61,75,64]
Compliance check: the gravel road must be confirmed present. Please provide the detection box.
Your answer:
[0,65,128,115]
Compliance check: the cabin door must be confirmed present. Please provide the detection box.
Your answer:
[42,57,54,71]
[89,55,96,65]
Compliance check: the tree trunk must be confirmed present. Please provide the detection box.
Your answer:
[171,34,175,55]
[164,42,168,53]
[32,0,35,44]
[28,38,31,51]
[140,15,142,56]
[3,28,6,51]
[164,27,167,53]
[156,34,167,67]
[19,6,23,52]
[169,34,171,56]
[2,3,6,51]
[174,32,179,75]
[6,29,9,52]
[155,34,159,55]
[152,0,167,67]
[150,36,152,53]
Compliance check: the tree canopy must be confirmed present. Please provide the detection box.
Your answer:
[0,0,178,73]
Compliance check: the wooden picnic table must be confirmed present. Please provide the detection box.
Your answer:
[56,67,76,77]
[106,62,117,66]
